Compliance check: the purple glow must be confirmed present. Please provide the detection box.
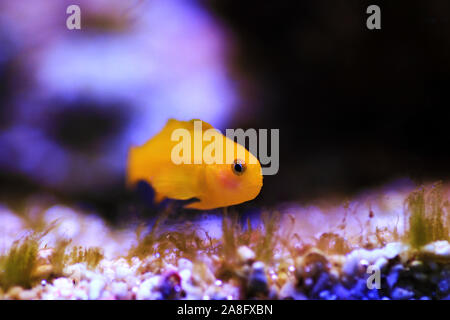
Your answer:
[0,0,237,191]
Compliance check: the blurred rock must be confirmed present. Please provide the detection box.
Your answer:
[88,277,106,300]
[0,0,237,197]
[246,261,269,298]
[391,287,414,300]
[237,246,255,264]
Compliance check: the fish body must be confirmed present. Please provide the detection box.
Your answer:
[127,119,263,209]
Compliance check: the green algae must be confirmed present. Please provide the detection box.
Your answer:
[0,237,39,290]
[405,182,449,248]
[69,246,104,269]
[2,182,450,296]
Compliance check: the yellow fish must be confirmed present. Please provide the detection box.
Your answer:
[126,119,263,209]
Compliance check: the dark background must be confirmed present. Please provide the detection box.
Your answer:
[1,0,450,216]
[205,0,450,206]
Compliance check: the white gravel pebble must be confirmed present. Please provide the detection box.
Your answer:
[374,257,389,271]
[64,263,86,282]
[382,242,409,259]
[343,242,409,276]
[115,266,133,280]
[137,276,161,300]
[391,287,414,300]
[237,246,255,262]
[53,277,73,289]
[423,241,450,258]
[177,258,193,271]
[73,289,88,300]
[111,282,128,299]
[179,269,192,282]
[89,278,106,300]
[53,278,74,298]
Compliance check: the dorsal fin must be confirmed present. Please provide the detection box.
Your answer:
[163,118,215,131]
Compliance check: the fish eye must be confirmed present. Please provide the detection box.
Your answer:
[231,159,246,176]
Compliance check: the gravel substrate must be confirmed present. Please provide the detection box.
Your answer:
[1,239,449,300]
[0,184,449,300]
